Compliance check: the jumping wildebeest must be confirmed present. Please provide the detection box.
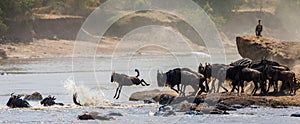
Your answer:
[40,95,64,106]
[6,93,31,108]
[264,65,296,95]
[227,65,264,95]
[111,69,150,99]
[157,68,206,96]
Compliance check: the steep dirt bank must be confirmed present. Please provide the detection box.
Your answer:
[236,36,300,67]
[3,15,84,42]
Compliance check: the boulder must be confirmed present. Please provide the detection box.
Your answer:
[78,112,115,120]
[291,112,300,117]
[24,92,43,101]
[236,36,300,67]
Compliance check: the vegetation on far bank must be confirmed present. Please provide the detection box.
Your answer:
[0,0,300,40]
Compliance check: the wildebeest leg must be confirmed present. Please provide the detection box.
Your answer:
[210,79,216,93]
[171,85,179,93]
[177,84,181,93]
[205,79,209,93]
[140,79,150,86]
[218,79,228,92]
[251,82,258,95]
[274,80,278,93]
[113,86,120,99]
[196,84,205,96]
[240,81,245,93]
[180,84,186,96]
[231,81,237,92]
[267,80,276,92]
[116,86,122,99]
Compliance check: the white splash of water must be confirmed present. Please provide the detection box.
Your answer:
[63,78,110,106]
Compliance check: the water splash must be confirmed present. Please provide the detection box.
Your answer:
[63,78,110,106]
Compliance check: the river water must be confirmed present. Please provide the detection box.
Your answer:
[0,54,300,123]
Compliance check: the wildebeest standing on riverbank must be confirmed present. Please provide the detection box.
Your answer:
[157,68,206,96]
[111,69,150,99]
[264,65,297,95]
[226,65,264,95]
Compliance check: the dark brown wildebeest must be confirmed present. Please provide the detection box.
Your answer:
[111,69,150,99]
[40,95,64,106]
[157,68,206,96]
[6,93,31,108]
[226,65,264,95]
[73,93,82,106]
[264,65,296,95]
[198,63,211,92]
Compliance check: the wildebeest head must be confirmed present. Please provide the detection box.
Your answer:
[40,95,56,106]
[198,63,205,74]
[204,63,212,78]
[6,93,16,107]
[111,72,115,82]
[157,70,166,87]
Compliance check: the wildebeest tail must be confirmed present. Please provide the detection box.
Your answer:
[73,92,82,106]
[135,69,140,77]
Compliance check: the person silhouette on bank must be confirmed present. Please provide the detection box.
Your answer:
[255,20,263,37]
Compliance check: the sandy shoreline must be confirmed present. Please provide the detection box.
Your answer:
[0,39,75,58]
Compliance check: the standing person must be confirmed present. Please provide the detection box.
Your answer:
[255,20,263,37]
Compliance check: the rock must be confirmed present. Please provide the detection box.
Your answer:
[78,112,114,120]
[24,92,43,101]
[184,110,203,115]
[154,105,176,117]
[249,105,260,109]
[158,94,175,105]
[172,102,196,112]
[193,95,205,105]
[129,89,177,101]
[236,36,300,67]
[231,104,244,109]
[216,103,237,111]
[291,112,300,117]
[143,99,156,104]
[107,112,123,116]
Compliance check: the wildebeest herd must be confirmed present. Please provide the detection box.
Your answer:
[156,58,298,97]
[6,58,299,108]
[157,58,298,95]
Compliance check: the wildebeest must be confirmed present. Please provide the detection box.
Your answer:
[73,93,82,106]
[207,64,230,93]
[40,95,64,106]
[230,58,253,67]
[264,65,296,95]
[226,65,264,95]
[111,69,150,99]
[157,68,206,96]
[198,63,211,92]
[6,93,31,108]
